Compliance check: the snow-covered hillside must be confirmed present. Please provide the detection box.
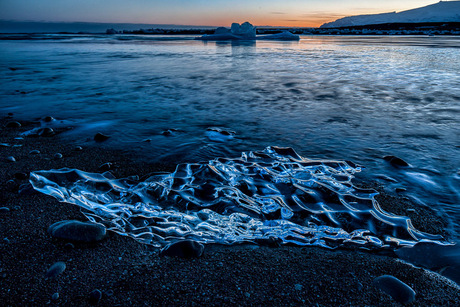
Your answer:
[320,1,460,28]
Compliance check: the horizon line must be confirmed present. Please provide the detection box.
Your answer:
[0,19,320,29]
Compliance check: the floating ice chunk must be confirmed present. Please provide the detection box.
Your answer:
[30,146,447,249]
[258,31,300,41]
[231,22,256,38]
[196,22,299,41]
[214,27,231,35]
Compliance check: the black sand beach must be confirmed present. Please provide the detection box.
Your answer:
[1,116,459,306]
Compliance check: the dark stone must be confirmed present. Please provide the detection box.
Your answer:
[373,275,415,304]
[89,289,102,303]
[159,240,204,258]
[6,180,18,191]
[98,162,113,172]
[29,150,40,155]
[14,172,28,180]
[8,67,17,71]
[45,262,66,279]
[51,293,59,300]
[255,237,282,248]
[38,127,55,137]
[64,243,75,250]
[54,153,63,160]
[395,188,407,193]
[440,266,460,284]
[345,160,359,168]
[48,220,107,242]
[44,116,55,122]
[94,133,110,142]
[0,207,10,213]
[383,155,409,167]
[5,121,21,128]
[396,242,460,271]
[18,183,38,195]
[74,146,83,151]
[6,156,16,162]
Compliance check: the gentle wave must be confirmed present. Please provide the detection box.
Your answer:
[30,146,446,248]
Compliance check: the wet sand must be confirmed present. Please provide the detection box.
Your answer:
[1,116,459,306]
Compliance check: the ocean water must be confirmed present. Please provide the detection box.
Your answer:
[1,34,459,248]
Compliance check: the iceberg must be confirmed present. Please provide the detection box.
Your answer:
[196,22,299,41]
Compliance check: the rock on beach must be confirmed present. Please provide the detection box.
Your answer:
[45,262,66,279]
[160,240,205,258]
[94,133,110,142]
[383,155,409,167]
[373,275,416,304]
[48,220,107,242]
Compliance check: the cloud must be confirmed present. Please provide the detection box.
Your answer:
[270,12,286,15]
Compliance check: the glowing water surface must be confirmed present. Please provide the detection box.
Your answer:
[1,34,459,240]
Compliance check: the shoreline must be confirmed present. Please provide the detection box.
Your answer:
[1,115,459,305]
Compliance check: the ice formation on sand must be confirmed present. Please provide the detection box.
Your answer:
[30,146,446,248]
[196,22,299,41]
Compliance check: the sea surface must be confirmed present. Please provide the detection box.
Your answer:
[1,34,459,248]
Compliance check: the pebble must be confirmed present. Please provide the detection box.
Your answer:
[3,238,10,244]
[89,289,102,303]
[48,220,107,242]
[54,153,63,159]
[5,121,21,128]
[94,132,110,142]
[38,127,55,137]
[74,146,83,151]
[14,172,28,180]
[18,183,37,195]
[64,243,75,250]
[6,156,16,162]
[45,262,66,279]
[44,116,55,122]
[373,275,415,304]
[29,150,40,155]
[6,180,18,191]
[98,162,113,172]
[161,128,180,136]
[383,155,409,167]
[0,207,10,213]
[159,240,205,258]
[51,292,59,300]
[294,284,303,291]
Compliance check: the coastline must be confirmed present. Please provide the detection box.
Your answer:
[1,115,459,305]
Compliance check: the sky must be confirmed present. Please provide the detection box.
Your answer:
[0,0,445,27]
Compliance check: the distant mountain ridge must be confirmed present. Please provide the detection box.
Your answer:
[320,1,460,28]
